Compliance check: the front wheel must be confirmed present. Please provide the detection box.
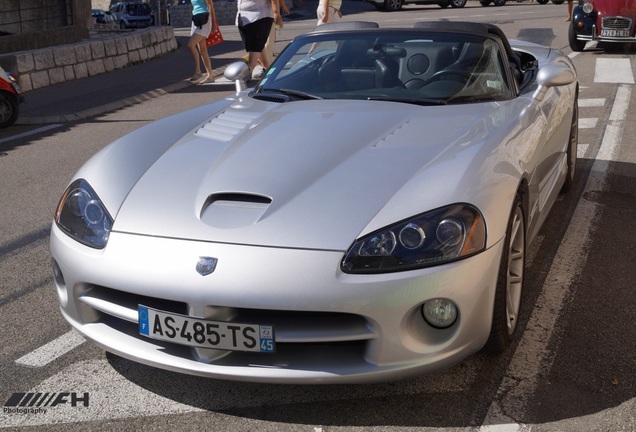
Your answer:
[485,194,525,353]
[568,23,586,51]
[493,0,506,5]
[450,0,467,7]
[536,0,549,3]
[479,0,492,5]
[0,92,19,128]
[384,0,402,11]
[552,0,565,4]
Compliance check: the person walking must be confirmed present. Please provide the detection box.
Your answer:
[317,0,342,26]
[565,0,573,21]
[260,0,290,71]
[236,0,284,79]
[188,0,216,84]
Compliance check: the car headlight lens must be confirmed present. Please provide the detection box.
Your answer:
[582,1,594,13]
[55,179,113,249]
[341,204,486,273]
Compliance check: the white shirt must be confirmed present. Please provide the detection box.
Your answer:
[236,0,274,26]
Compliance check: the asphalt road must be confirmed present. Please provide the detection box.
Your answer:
[0,2,634,431]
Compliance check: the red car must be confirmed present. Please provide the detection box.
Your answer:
[569,0,636,51]
[0,65,22,128]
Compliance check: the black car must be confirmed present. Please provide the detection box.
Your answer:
[92,9,106,23]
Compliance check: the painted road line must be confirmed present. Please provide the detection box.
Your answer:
[0,124,62,145]
[579,117,598,129]
[577,143,589,159]
[578,98,605,108]
[594,58,634,84]
[15,330,85,367]
[483,85,632,425]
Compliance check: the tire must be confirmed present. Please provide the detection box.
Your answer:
[560,95,578,194]
[479,0,491,5]
[119,21,127,29]
[493,0,506,5]
[552,0,565,4]
[568,23,586,51]
[485,194,525,353]
[536,0,549,3]
[0,92,19,128]
[450,0,467,7]
[384,0,402,11]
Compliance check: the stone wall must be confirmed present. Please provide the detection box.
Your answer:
[0,0,91,54]
[2,26,177,92]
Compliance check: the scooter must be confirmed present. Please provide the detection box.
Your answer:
[0,65,23,128]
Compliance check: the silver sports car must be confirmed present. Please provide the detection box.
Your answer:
[50,21,578,383]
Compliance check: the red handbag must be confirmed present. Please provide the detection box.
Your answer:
[206,20,223,47]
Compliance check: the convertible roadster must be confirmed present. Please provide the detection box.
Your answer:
[51,21,578,383]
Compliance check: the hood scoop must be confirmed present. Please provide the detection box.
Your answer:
[200,193,272,229]
[195,109,262,142]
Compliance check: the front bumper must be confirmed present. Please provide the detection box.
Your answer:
[50,224,504,384]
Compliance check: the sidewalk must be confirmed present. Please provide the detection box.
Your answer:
[16,3,322,125]
[16,25,245,125]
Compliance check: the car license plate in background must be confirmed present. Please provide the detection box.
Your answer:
[601,29,629,37]
[138,305,275,353]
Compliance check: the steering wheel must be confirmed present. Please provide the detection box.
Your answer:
[426,69,471,84]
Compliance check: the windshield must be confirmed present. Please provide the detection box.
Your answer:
[255,30,513,105]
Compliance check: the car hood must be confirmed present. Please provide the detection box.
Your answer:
[112,98,504,250]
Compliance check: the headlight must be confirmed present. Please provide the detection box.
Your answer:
[341,204,486,274]
[582,1,594,13]
[55,179,113,249]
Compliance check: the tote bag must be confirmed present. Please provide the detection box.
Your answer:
[206,21,223,47]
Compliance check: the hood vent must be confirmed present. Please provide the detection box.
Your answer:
[200,193,272,229]
[251,92,290,103]
[195,109,262,142]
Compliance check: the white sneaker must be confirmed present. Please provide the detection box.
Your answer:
[252,66,266,80]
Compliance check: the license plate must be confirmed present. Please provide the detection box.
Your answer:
[138,305,275,353]
[601,29,629,37]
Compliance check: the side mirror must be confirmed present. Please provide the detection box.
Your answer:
[533,64,576,101]
[224,62,251,94]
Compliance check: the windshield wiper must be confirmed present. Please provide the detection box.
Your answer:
[366,96,447,106]
[262,88,323,100]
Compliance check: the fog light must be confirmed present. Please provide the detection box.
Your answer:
[422,299,458,328]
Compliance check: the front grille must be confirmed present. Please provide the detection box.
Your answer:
[602,17,632,30]
[77,285,374,367]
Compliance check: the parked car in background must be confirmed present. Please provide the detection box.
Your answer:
[50,21,579,383]
[105,2,154,29]
[367,0,466,11]
[92,9,107,23]
[0,65,22,128]
[367,0,510,11]
[569,0,636,51]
